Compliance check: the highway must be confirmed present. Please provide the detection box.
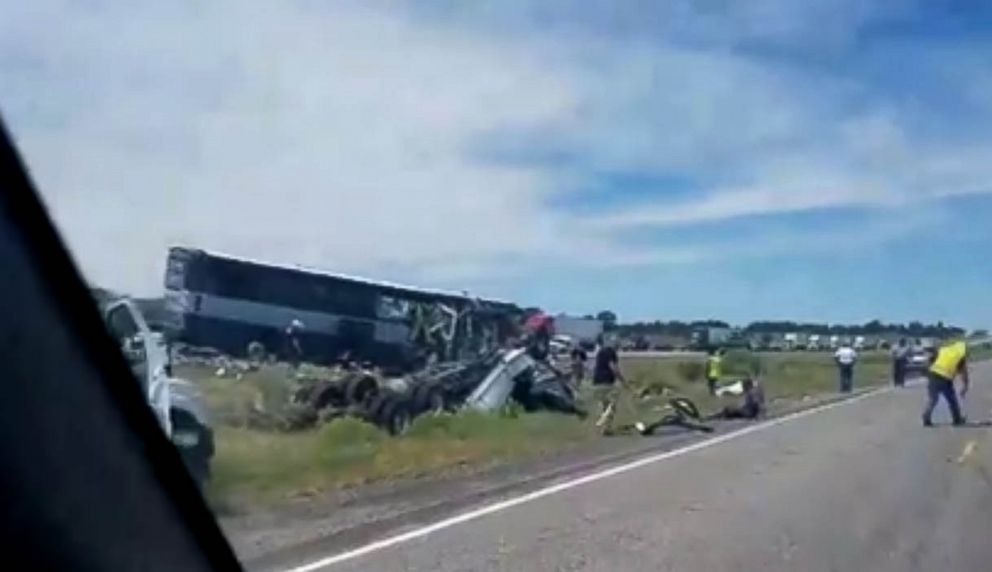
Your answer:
[278,362,992,572]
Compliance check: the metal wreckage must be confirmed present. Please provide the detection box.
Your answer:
[272,301,585,436]
[160,247,588,436]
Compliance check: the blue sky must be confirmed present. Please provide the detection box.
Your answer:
[2,0,991,327]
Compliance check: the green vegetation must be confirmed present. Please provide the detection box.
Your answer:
[209,411,593,509]
[186,351,894,510]
[969,342,992,362]
[622,351,891,413]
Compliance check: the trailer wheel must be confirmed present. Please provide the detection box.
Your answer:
[411,383,446,415]
[377,397,412,436]
[345,374,379,405]
[423,386,447,415]
[363,393,390,423]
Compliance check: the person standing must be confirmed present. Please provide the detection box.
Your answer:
[523,312,554,362]
[834,343,858,393]
[705,348,723,395]
[569,345,588,385]
[891,338,910,387]
[592,337,628,435]
[284,318,305,369]
[922,339,969,427]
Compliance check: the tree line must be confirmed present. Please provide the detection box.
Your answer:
[613,318,968,338]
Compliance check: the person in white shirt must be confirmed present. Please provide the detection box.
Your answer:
[834,344,858,393]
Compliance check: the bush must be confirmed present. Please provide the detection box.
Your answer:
[722,350,763,376]
[406,411,503,441]
[314,418,385,469]
[675,360,705,382]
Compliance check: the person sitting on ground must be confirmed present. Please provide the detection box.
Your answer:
[709,377,765,420]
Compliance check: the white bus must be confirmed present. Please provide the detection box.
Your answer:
[162,247,518,370]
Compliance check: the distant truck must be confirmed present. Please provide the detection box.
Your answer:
[691,327,748,351]
[552,315,604,349]
[691,326,731,350]
[807,334,823,351]
[783,332,808,351]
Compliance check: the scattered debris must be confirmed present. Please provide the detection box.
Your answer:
[206,344,586,436]
[637,397,713,435]
[714,380,745,397]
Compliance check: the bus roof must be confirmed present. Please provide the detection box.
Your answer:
[170,246,516,308]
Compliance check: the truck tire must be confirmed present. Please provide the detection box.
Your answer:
[345,374,379,405]
[363,393,390,424]
[377,396,412,436]
[411,383,446,415]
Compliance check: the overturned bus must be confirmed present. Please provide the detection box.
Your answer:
[161,247,521,370]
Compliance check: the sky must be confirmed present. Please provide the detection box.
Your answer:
[2,0,992,328]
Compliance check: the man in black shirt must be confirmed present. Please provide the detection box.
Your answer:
[592,339,627,434]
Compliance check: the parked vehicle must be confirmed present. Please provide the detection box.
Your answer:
[783,332,808,351]
[95,293,214,486]
[907,348,935,372]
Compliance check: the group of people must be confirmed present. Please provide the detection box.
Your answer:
[834,337,970,426]
[287,312,973,430]
[581,333,973,430]
[574,341,765,435]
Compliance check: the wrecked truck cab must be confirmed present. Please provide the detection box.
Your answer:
[94,293,215,487]
[461,349,585,417]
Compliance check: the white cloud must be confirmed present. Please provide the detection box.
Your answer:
[3,0,991,299]
[2,1,589,294]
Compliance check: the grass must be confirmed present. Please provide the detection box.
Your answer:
[184,351,894,510]
[621,350,891,415]
[209,412,593,509]
[969,342,992,362]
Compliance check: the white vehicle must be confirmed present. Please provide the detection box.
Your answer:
[853,336,867,351]
[807,334,822,351]
[908,350,932,370]
[97,294,214,486]
[783,332,807,351]
[550,334,576,356]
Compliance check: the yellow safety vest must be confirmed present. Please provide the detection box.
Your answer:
[930,341,967,380]
[706,356,722,379]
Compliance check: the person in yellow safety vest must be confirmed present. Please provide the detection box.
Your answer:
[705,348,723,396]
[922,339,969,427]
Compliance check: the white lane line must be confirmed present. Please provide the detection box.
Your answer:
[282,386,892,572]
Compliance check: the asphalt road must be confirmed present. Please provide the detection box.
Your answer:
[282,363,992,572]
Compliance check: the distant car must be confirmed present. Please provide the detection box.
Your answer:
[907,349,934,372]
